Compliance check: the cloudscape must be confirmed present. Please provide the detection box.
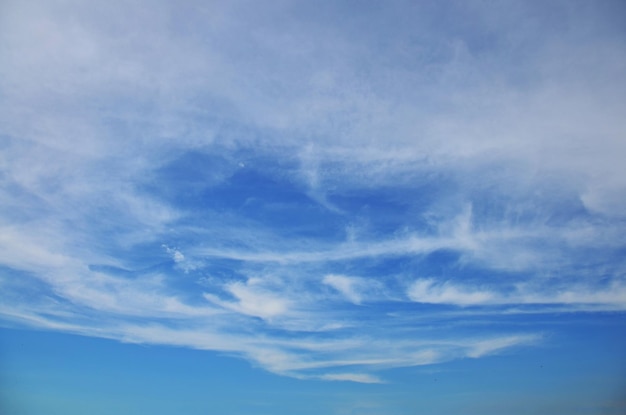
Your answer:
[1,1,625,414]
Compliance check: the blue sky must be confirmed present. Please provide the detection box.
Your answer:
[1,0,626,414]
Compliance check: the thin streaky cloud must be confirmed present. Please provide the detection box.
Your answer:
[1,0,625,394]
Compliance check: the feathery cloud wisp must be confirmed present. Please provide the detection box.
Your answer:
[1,0,625,384]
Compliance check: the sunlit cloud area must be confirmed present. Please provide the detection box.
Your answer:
[1,1,626,414]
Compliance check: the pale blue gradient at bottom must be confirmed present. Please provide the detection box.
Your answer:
[1,319,625,415]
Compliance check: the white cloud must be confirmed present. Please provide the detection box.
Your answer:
[521,283,626,308]
[408,279,495,306]
[203,279,292,320]
[162,244,201,273]
[466,335,540,359]
[0,225,74,271]
[318,373,384,384]
[163,245,184,263]
[407,279,626,309]
[322,274,378,305]
[1,0,625,385]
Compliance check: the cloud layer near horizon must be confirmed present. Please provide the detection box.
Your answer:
[1,0,625,382]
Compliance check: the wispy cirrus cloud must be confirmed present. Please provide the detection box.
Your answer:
[407,279,626,309]
[204,278,293,320]
[1,0,625,384]
[322,274,377,305]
